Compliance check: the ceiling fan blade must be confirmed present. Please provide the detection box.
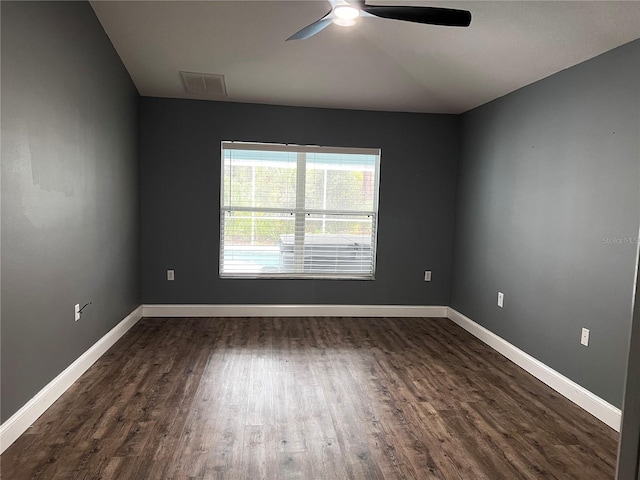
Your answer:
[287,11,334,41]
[360,4,471,27]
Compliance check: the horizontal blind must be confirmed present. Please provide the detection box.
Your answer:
[220,142,380,279]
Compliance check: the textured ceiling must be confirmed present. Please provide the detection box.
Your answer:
[91,1,640,114]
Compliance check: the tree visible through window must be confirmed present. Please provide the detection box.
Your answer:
[220,142,381,279]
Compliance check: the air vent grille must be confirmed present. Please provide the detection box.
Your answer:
[180,71,227,96]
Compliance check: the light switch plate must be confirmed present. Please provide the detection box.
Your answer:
[581,328,590,346]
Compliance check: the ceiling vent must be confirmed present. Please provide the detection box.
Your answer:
[180,71,227,96]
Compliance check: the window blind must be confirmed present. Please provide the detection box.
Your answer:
[220,142,380,279]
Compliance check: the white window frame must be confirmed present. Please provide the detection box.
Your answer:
[220,141,381,280]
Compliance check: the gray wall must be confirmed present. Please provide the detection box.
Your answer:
[1,2,140,422]
[140,99,459,305]
[2,0,636,436]
[451,39,640,407]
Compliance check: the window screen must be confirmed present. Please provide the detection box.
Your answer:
[220,142,380,279]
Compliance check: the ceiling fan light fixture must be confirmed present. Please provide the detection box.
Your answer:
[332,5,359,26]
[332,17,357,27]
[288,1,471,41]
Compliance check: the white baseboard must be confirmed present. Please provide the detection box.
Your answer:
[0,304,621,455]
[447,307,622,431]
[0,306,143,454]
[142,304,449,318]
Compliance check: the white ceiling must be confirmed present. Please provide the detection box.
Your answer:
[91,1,640,114]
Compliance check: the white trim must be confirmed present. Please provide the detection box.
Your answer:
[223,141,380,157]
[0,303,621,454]
[447,307,622,431]
[142,304,449,318]
[0,306,143,454]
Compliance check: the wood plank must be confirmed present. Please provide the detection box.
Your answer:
[0,316,619,479]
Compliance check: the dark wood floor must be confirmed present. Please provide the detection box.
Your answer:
[2,317,619,479]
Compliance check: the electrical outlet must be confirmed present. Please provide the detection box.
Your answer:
[74,304,81,322]
[167,269,175,281]
[424,270,432,282]
[497,292,504,308]
[581,328,590,346]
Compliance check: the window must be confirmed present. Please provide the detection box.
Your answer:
[220,142,381,279]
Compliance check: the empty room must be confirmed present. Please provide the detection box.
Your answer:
[1,1,639,478]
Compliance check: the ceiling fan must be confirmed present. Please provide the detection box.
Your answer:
[287,0,472,41]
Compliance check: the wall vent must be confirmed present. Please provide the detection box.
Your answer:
[180,71,227,96]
